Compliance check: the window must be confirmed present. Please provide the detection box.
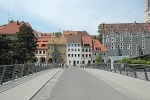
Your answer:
[82,49,84,52]
[142,38,145,41]
[41,44,46,47]
[111,46,115,49]
[106,38,110,42]
[120,46,123,49]
[48,53,50,56]
[78,54,80,57]
[69,61,71,64]
[86,49,88,52]
[60,53,62,55]
[75,54,76,57]
[64,53,65,55]
[39,51,41,54]
[130,42,132,45]
[68,44,70,47]
[68,49,70,51]
[43,51,45,54]
[72,54,73,57]
[130,46,132,50]
[36,51,38,54]
[36,44,39,47]
[48,47,50,49]
[129,38,132,41]
[120,34,123,37]
[75,49,76,51]
[68,54,70,57]
[95,53,96,56]
[72,44,73,46]
[75,44,76,47]
[129,51,132,54]
[111,43,114,45]
[89,49,91,52]
[84,44,90,46]
[120,38,123,41]
[72,49,73,51]
[82,54,84,57]
[142,46,145,49]
[86,54,88,58]
[77,61,79,64]
[127,44,130,49]
[78,44,80,47]
[142,42,145,45]
[129,34,132,37]
[142,34,145,37]
[104,53,106,56]
[78,49,80,51]
[106,35,108,37]
[120,42,123,45]
[51,47,53,50]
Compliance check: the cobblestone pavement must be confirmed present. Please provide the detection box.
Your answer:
[32,68,142,100]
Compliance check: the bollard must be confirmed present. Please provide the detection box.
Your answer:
[144,67,148,81]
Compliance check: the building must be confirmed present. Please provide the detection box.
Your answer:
[92,39,108,63]
[81,36,93,65]
[47,35,66,64]
[63,30,89,36]
[102,22,150,59]
[146,0,150,22]
[66,35,82,67]
[0,20,31,40]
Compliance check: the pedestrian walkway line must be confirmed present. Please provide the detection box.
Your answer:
[83,68,150,100]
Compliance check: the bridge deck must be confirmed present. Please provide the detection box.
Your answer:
[0,68,150,100]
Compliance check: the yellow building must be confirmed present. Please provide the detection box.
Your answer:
[47,35,66,64]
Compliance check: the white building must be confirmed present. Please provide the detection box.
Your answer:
[66,35,82,67]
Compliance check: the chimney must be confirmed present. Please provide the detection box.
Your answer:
[17,20,19,25]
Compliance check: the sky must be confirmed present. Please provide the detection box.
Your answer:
[0,0,145,35]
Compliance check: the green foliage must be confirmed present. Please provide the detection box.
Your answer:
[16,24,37,64]
[97,24,102,43]
[55,32,62,36]
[95,53,103,65]
[120,57,131,64]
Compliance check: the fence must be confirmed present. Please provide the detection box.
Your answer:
[91,63,150,81]
[0,63,59,85]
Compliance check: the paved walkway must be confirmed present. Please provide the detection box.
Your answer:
[32,68,145,100]
[0,68,61,100]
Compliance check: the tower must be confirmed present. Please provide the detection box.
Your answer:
[146,0,150,22]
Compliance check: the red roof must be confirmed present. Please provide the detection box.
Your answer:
[93,39,108,52]
[0,21,30,35]
[63,30,89,36]
[36,37,49,50]
[82,36,92,48]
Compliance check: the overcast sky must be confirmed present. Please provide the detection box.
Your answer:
[0,0,145,35]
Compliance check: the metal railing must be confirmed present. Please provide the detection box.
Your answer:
[0,63,59,85]
[91,63,150,81]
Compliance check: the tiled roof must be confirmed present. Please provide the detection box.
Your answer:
[67,35,82,43]
[93,39,108,52]
[48,35,66,44]
[63,30,89,36]
[0,21,30,34]
[36,37,49,50]
[82,36,92,48]
[102,22,150,34]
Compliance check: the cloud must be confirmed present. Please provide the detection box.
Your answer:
[0,0,145,34]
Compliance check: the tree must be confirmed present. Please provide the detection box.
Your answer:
[95,53,103,65]
[97,24,103,43]
[55,32,62,36]
[0,37,12,65]
[16,24,37,64]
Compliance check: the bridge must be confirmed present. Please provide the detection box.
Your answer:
[0,63,150,100]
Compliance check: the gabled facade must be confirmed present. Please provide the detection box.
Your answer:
[66,35,82,67]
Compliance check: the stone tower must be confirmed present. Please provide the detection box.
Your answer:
[146,0,150,22]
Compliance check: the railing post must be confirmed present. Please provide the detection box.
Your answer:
[119,65,122,74]
[144,67,148,81]
[12,65,16,81]
[125,64,128,76]
[0,66,6,85]
[133,66,137,78]
[20,64,25,78]
[114,64,116,73]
